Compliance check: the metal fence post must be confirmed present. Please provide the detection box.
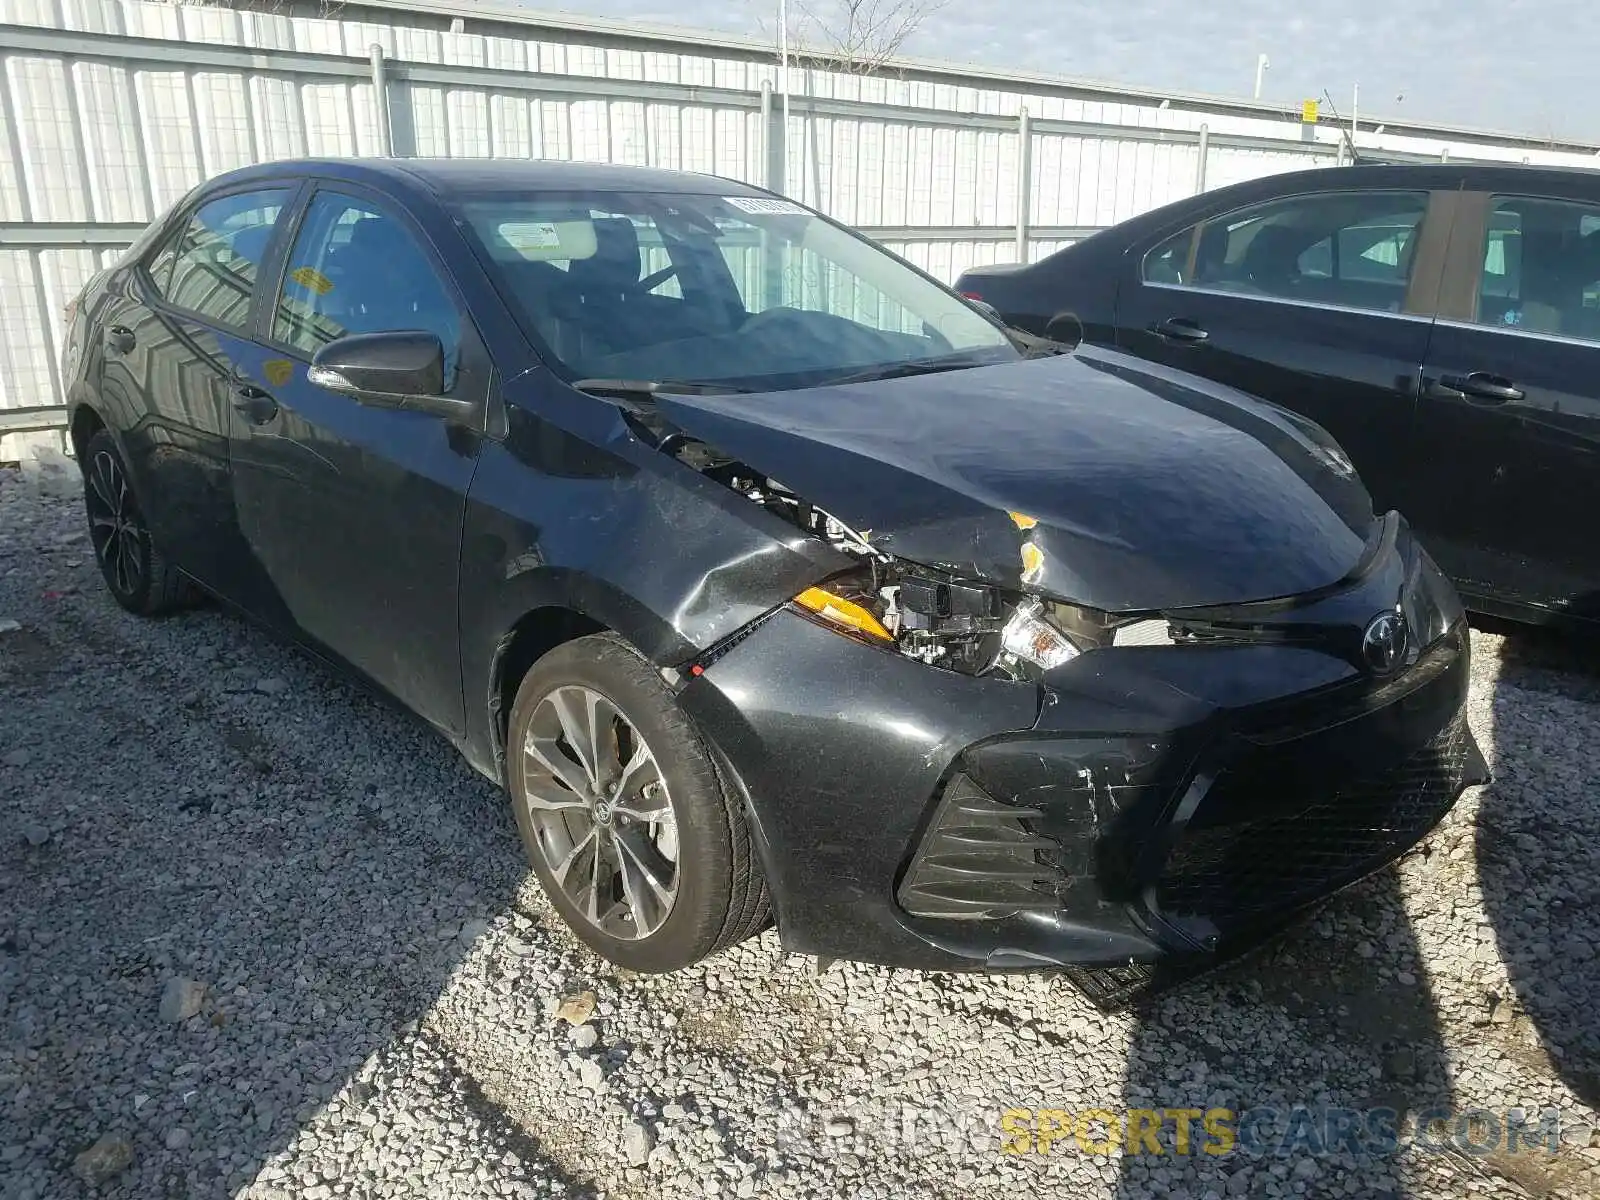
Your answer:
[761,80,787,195]
[760,80,775,191]
[370,44,393,157]
[1195,123,1210,193]
[1015,107,1032,262]
[758,79,786,305]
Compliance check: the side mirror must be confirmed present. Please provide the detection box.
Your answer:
[309,331,474,420]
[966,298,1004,323]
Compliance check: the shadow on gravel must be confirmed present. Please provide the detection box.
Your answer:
[0,479,588,1199]
[1111,868,1452,1198]
[1476,617,1600,1112]
[1105,615,1600,1198]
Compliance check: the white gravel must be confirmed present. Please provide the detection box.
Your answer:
[2,458,1598,1200]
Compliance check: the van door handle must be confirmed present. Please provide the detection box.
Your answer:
[1151,317,1209,344]
[1436,372,1524,405]
[105,325,135,354]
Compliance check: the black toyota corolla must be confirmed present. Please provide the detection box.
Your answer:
[62,159,1485,1005]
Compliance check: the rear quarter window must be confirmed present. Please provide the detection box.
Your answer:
[148,189,291,330]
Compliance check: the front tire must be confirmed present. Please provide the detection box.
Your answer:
[80,429,193,616]
[507,633,769,972]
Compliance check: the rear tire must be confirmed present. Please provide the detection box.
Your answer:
[507,632,769,972]
[80,430,194,616]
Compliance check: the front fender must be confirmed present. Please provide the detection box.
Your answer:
[456,382,852,777]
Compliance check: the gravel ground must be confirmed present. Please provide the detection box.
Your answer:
[3,457,1598,1200]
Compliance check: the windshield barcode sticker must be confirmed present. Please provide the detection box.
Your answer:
[723,196,808,215]
[499,221,564,251]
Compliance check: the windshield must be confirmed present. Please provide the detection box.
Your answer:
[454,190,1017,390]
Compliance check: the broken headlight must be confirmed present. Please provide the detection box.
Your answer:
[791,564,1147,681]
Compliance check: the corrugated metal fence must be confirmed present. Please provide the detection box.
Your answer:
[3,0,1598,452]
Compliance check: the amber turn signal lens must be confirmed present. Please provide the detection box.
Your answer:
[793,586,892,642]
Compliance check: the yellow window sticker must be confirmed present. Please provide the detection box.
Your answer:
[289,266,334,296]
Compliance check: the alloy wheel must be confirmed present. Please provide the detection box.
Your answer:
[85,449,145,599]
[520,684,680,940]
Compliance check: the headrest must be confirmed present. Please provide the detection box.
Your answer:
[591,217,641,269]
[226,224,274,266]
[345,217,413,262]
[1242,223,1305,274]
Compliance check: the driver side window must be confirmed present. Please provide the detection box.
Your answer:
[272,192,461,385]
[1143,190,1429,314]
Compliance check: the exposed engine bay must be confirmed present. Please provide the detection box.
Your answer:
[666,432,1182,681]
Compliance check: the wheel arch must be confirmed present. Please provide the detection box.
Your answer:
[479,589,786,944]
[67,397,108,460]
[488,604,610,777]
[467,564,703,779]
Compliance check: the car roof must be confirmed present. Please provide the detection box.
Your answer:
[1212,160,1600,196]
[1082,159,1600,243]
[200,157,771,203]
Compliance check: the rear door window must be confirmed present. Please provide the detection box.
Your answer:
[1472,196,1600,341]
[149,189,291,330]
[1144,190,1429,314]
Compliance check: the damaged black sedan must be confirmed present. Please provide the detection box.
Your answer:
[63,160,1485,1004]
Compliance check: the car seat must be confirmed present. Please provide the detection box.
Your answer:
[563,217,651,363]
[567,217,644,301]
[1517,227,1573,335]
[1238,223,1306,295]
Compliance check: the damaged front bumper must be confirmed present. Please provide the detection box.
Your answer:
[675,515,1487,1008]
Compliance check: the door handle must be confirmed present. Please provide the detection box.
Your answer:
[1436,372,1525,405]
[1151,317,1209,344]
[104,325,135,354]
[230,381,279,424]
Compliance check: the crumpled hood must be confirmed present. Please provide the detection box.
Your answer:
[652,347,1376,612]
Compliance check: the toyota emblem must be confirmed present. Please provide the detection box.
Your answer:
[1361,611,1409,676]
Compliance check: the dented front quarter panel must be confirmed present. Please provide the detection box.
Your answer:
[456,367,853,774]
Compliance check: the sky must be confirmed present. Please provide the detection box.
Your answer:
[539,0,1596,144]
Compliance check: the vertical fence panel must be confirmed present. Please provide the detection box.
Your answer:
[0,250,51,411]
[192,71,257,177]
[75,60,147,221]
[11,56,88,222]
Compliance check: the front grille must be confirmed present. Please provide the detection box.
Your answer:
[1153,714,1475,943]
[1235,627,1463,747]
[896,773,1063,920]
